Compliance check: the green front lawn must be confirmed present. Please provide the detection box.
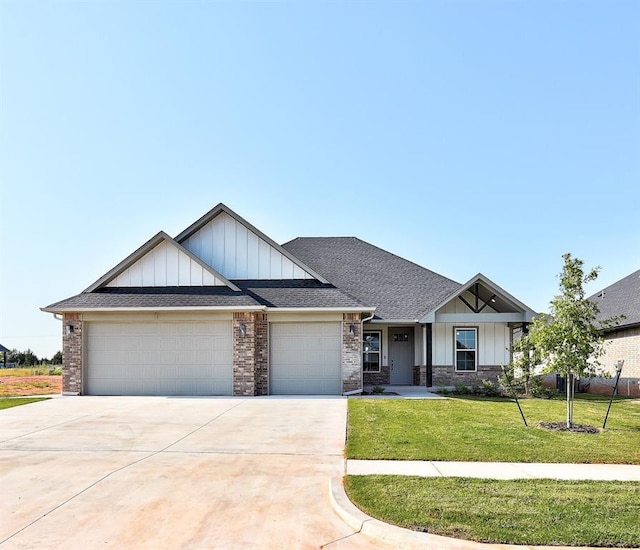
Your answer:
[347,395,640,463]
[0,397,49,410]
[345,476,640,547]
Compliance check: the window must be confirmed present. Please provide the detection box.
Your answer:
[363,331,381,372]
[455,328,477,371]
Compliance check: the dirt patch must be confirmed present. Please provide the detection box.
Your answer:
[0,376,62,397]
[536,421,600,434]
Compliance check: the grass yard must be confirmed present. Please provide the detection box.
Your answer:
[345,475,640,547]
[0,367,62,397]
[347,395,640,463]
[0,397,50,410]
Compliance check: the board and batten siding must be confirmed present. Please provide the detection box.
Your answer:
[106,241,228,287]
[182,211,314,280]
[433,322,510,366]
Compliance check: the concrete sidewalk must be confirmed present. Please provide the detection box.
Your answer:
[347,459,640,480]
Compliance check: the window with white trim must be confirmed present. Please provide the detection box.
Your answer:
[455,328,477,371]
[363,331,381,372]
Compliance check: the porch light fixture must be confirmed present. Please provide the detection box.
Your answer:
[65,324,74,335]
[349,324,356,335]
[239,323,247,337]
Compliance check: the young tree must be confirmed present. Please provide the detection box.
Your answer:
[528,253,619,428]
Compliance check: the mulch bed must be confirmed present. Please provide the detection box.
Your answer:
[536,421,600,434]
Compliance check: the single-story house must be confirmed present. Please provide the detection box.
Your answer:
[42,203,536,396]
[585,269,640,397]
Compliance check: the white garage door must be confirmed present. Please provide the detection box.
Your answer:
[270,322,342,395]
[86,321,232,396]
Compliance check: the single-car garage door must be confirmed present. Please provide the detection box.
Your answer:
[270,322,342,395]
[86,321,232,395]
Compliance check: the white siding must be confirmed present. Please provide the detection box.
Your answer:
[433,323,510,366]
[106,241,228,288]
[182,212,315,280]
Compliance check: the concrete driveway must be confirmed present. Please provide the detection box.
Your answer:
[0,396,384,549]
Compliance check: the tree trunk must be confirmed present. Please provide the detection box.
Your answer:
[566,372,574,428]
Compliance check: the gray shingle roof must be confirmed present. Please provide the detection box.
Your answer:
[282,237,461,320]
[42,281,368,311]
[43,287,261,311]
[236,280,368,309]
[589,269,640,330]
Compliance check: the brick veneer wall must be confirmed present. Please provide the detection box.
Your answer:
[62,313,83,394]
[232,312,269,396]
[363,364,390,386]
[600,327,640,378]
[342,313,362,393]
[432,365,501,387]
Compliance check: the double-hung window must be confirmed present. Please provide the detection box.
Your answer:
[455,328,477,371]
[363,331,381,372]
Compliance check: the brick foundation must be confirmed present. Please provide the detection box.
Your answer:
[342,313,362,393]
[363,364,390,386]
[432,365,501,387]
[62,313,83,394]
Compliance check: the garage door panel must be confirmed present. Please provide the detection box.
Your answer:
[270,322,342,395]
[87,321,232,396]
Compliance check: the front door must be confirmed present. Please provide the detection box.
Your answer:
[389,327,414,384]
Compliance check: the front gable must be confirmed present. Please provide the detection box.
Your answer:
[420,273,537,324]
[85,232,239,292]
[175,204,327,282]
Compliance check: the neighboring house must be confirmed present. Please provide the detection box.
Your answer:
[42,203,536,396]
[586,269,640,397]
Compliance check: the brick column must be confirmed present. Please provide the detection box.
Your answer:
[342,313,362,393]
[254,314,269,396]
[232,312,269,396]
[62,313,83,394]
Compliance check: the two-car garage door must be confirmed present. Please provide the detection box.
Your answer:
[85,320,344,396]
[86,321,232,396]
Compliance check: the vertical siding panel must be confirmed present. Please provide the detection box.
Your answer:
[141,251,155,286]
[293,265,305,279]
[202,270,216,285]
[155,242,167,286]
[189,259,204,286]
[211,215,225,274]
[281,257,295,279]
[259,240,271,278]
[270,249,282,278]
[178,251,191,285]
[196,221,212,267]
[224,214,236,278]
[247,232,259,278]
[129,260,143,286]
[166,244,179,286]
[236,223,248,278]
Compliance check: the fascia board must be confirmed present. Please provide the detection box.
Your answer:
[83,231,240,293]
[174,203,331,284]
[265,307,376,313]
[40,306,268,313]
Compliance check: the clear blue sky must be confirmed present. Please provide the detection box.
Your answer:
[1,1,638,358]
